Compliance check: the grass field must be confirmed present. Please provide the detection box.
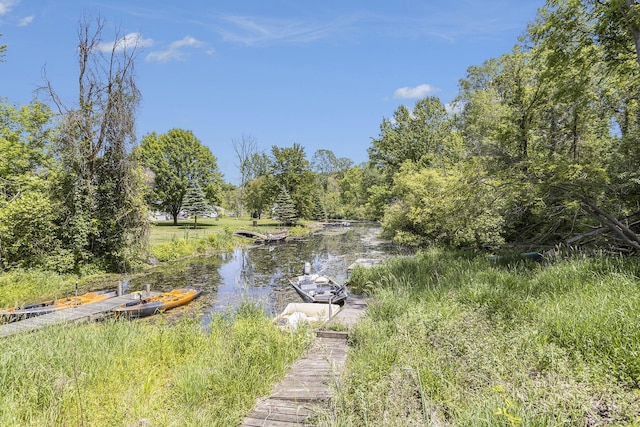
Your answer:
[0,303,312,426]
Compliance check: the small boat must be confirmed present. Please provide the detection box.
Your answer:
[0,290,117,323]
[289,263,347,305]
[274,302,341,328]
[113,288,202,319]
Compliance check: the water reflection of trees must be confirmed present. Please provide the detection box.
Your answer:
[125,225,399,317]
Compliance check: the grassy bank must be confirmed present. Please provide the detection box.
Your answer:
[333,250,640,425]
[0,217,318,426]
[0,303,312,426]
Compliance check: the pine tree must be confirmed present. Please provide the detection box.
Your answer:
[182,180,212,229]
[273,187,298,226]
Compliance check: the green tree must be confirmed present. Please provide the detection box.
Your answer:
[39,17,148,272]
[369,97,461,181]
[181,180,212,229]
[311,149,353,183]
[541,0,640,67]
[0,100,69,270]
[0,100,54,197]
[271,143,316,219]
[339,164,387,220]
[310,149,353,219]
[522,0,640,250]
[218,181,238,213]
[272,186,298,226]
[247,152,272,180]
[244,175,272,219]
[137,129,222,225]
[340,166,366,218]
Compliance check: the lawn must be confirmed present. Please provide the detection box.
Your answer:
[148,216,290,246]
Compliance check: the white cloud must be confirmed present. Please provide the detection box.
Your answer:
[96,32,154,53]
[146,36,213,63]
[393,84,440,99]
[217,14,349,46]
[0,0,18,16]
[18,15,33,26]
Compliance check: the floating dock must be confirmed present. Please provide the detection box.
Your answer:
[0,293,151,338]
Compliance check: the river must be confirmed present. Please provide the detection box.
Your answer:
[125,224,400,322]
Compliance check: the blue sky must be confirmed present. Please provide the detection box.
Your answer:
[1,0,543,184]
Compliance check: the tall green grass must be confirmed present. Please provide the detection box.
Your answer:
[335,251,640,425]
[0,303,312,426]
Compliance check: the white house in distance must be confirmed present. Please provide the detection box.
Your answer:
[148,206,223,222]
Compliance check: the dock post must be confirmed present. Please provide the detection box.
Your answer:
[146,283,151,297]
[117,281,123,296]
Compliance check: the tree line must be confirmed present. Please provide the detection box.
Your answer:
[365,0,640,252]
[2,1,640,275]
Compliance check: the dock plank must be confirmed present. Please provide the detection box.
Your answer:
[0,294,145,338]
[239,295,367,426]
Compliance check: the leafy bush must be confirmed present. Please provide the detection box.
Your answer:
[382,162,505,248]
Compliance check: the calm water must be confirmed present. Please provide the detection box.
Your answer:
[126,224,400,321]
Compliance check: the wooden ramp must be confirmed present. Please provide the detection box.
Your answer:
[239,295,367,426]
[0,294,145,338]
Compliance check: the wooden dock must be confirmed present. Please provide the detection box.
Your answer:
[0,293,145,338]
[239,294,368,426]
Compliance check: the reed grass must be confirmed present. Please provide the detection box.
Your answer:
[335,250,640,425]
[0,303,312,426]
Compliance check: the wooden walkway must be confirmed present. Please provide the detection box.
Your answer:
[239,294,368,426]
[0,294,144,338]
